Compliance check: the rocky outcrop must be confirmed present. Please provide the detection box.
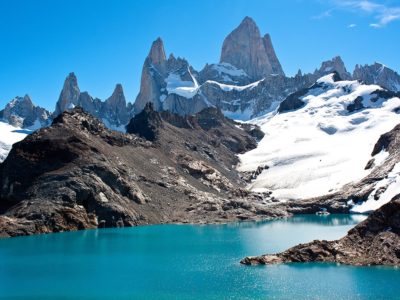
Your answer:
[241,197,400,266]
[0,95,50,128]
[353,63,400,92]
[220,17,284,80]
[0,107,287,237]
[126,103,163,141]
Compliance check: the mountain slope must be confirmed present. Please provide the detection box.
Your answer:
[238,73,400,200]
[0,106,285,237]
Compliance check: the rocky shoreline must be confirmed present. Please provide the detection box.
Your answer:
[241,197,400,267]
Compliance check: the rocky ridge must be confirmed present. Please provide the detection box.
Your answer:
[0,106,287,237]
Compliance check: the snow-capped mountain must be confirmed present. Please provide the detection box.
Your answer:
[1,15,400,171]
[0,95,50,129]
[133,18,314,119]
[238,73,400,200]
[0,95,50,162]
[132,17,400,120]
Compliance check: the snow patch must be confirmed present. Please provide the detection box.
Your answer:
[101,118,126,133]
[0,121,31,162]
[206,79,262,92]
[351,162,400,213]
[165,69,199,99]
[211,63,248,78]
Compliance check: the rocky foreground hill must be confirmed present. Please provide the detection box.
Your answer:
[0,106,290,237]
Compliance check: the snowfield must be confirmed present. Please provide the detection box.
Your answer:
[0,121,30,162]
[238,74,400,200]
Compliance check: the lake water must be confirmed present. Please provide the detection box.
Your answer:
[1,214,399,299]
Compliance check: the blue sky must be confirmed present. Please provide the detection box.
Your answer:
[1,0,399,110]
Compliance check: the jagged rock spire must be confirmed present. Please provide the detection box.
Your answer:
[262,34,284,76]
[148,37,166,65]
[220,17,284,79]
[104,84,129,125]
[54,72,80,116]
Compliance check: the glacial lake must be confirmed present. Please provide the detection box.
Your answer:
[1,214,400,299]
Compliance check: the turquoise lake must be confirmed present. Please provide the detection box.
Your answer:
[1,214,399,299]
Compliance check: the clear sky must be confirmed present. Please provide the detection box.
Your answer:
[1,0,399,111]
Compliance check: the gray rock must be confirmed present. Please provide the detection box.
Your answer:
[353,62,400,92]
[220,17,284,80]
[53,73,131,130]
[54,72,80,116]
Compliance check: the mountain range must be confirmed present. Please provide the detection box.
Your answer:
[1,16,400,261]
[1,17,400,132]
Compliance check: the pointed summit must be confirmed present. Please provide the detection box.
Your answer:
[103,84,129,126]
[54,72,80,116]
[262,34,285,76]
[237,16,260,33]
[148,37,166,65]
[318,56,351,80]
[220,17,284,79]
[106,84,125,107]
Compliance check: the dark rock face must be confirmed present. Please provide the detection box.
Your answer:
[0,95,50,128]
[126,103,163,141]
[278,88,308,113]
[347,96,364,113]
[0,107,286,237]
[128,104,259,154]
[241,197,400,266]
